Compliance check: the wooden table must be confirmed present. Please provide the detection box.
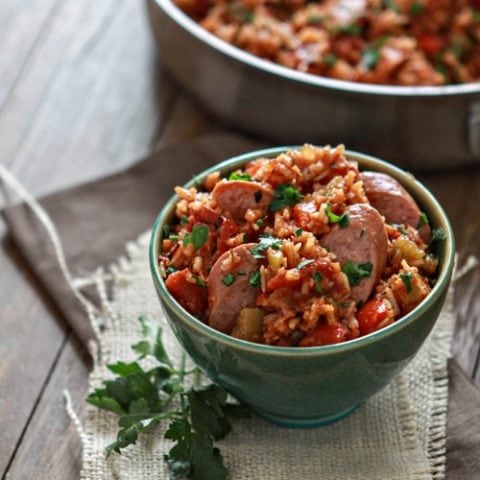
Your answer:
[0,1,479,478]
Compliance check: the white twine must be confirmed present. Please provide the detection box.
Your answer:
[0,163,100,320]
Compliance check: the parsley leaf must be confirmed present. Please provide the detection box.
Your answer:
[411,1,425,16]
[193,275,206,287]
[249,270,261,287]
[418,212,429,228]
[331,23,362,36]
[250,234,283,259]
[313,271,323,293]
[228,171,252,181]
[184,224,209,250]
[383,0,399,12]
[325,203,350,228]
[429,227,447,253]
[132,316,172,366]
[222,273,235,286]
[86,317,248,480]
[325,53,338,67]
[361,36,390,70]
[399,272,413,293]
[342,261,373,286]
[269,184,303,212]
[296,259,314,270]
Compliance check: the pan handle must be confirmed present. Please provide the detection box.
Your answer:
[469,102,480,158]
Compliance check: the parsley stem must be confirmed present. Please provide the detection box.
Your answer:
[178,351,187,382]
[193,368,202,388]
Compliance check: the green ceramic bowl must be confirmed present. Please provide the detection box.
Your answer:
[149,147,455,428]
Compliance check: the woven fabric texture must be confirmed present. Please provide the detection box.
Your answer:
[80,232,453,480]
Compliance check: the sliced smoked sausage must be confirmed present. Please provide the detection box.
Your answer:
[361,171,431,243]
[207,243,260,333]
[321,204,388,304]
[211,180,273,222]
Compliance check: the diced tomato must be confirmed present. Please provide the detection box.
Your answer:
[217,218,240,254]
[165,269,207,317]
[267,272,302,290]
[195,205,220,224]
[293,201,317,229]
[357,299,389,336]
[417,33,444,56]
[300,323,348,346]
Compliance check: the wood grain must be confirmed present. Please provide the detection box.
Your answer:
[420,170,480,379]
[0,0,160,477]
[4,333,89,480]
[0,0,479,478]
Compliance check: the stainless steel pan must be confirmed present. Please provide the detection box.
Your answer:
[147,0,480,170]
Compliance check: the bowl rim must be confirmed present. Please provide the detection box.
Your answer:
[150,146,455,357]
[155,0,480,98]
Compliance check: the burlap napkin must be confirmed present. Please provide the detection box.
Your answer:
[1,133,479,478]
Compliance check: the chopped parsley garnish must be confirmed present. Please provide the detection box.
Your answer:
[181,215,189,225]
[325,203,350,228]
[191,173,203,189]
[342,261,373,286]
[312,271,323,293]
[251,234,283,259]
[451,41,464,60]
[162,224,171,238]
[269,184,303,212]
[296,259,314,270]
[243,233,249,243]
[165,265,178,275]
[325,53,338,68]
[169,234,179,242]
[307,14,325,25]
[249,271,261,287]
[361,36,390,71]
[331,23,362,37]
[399,272,413,293]
[183,224,209,249]
[418,212,429,228]
[411,1,425,16]
[87,316,247,480]
[383,0,399,12]
[295,228,303,236]
[228,171,252,181]
[430,227,447,246]
[361,47,381,70]
[229,5,254,23]
[222,273,236,286]
[193,275,206,287]
[256,218,265,227]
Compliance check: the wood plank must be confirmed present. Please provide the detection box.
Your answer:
[0,233,69,474]
[0,0,162,476]
[0,0,162,195]
[419,169,480,382]
[4,332,90,480]
[0,0,59,108]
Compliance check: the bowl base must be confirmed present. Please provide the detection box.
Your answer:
[251,404,360,429]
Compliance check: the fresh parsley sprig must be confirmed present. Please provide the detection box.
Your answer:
[86,316,248,480]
